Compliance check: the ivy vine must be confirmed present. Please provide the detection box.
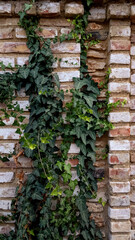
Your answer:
[0,1,122,240]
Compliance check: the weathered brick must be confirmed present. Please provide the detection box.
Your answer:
[130,165,135,176]
[109,234,130,240]
[90,42,106,51]
[13,100,29,111]
[109,112,130,123]
[108,82,130,93]
[2,117,15,126]
[90,212,104,226]
[110,26,131,37]
[0,128,19,140]
[131,192,135,202]
[108,4,130,19]
[56,71,80,82]
[88,7,106,22]
[39,18,71,27]
[110,220,131,233]
[131,230,135,240]
[131,141,135,150]
[109,53,130,64]
[60,28,72,35]
[109,127,130,137]
[86,202,103,213]
[110,182,130,193]
[0,28,13,39]
[131,113,135,122]
[131,153,135,163]
[132,60,135,70]
[131,126,135,135]
[0,18,19,26]
[131,74,135,83]
[109,68,130,79]
[0,42,29,53]
[0,200,11,210]
[60,57,80,68]
[38,27,58,38]
[109,140,130,151]
[37,2,60,16]
[131,205,135,215]
[109,40,130,51]
[52,43,80,54]
[15,2,36,15]
[0,2,11,14]
[108,153,130,165]
[0,225,14,234]
[109,168,130,180]
[110,20,130,26]
[87,59,106,70]
[0,143,15,154]
[16,27,58,39]
[109,195,130,207]
[131,34,135,43]
[131,46,135,55]
[109,97,130,108]
[0,57,15,67]
[131,180,135,187]
[17,57,29,66]
[0,187,16,198]
[108,207,130,220]
[131,6,135,19]
[0,172,14,183]
[65,3,84,17]
[130,99,135,109]
[131,84,135,95]
[87,23,104,32]
[68,144,80,154]
[15,28,26,38]
[88,191,107,203]
[87,50,106,58]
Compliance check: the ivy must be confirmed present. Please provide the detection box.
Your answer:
[0,1,123,240]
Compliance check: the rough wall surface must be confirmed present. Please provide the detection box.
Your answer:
[0,0,135,239]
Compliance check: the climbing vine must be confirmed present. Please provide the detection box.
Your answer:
[0,0,122,239]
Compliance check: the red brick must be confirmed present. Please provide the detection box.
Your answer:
[109,168,130,180]
[109,127,130,137]
[51,43,80,53]
[0,42,29,53]
[109,153,129,165]
[0,28,13,39]
[109,40,130,51]
[68,158,79,167]
[109,97,130,108]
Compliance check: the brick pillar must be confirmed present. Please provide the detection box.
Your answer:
[108,4,131,240]
[130,5,135,239]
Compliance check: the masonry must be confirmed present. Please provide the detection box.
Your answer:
[0,0,135,239]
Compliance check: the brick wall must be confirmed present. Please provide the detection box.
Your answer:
[1,0,135,239]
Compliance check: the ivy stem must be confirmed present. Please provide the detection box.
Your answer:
[37,132,48,179]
